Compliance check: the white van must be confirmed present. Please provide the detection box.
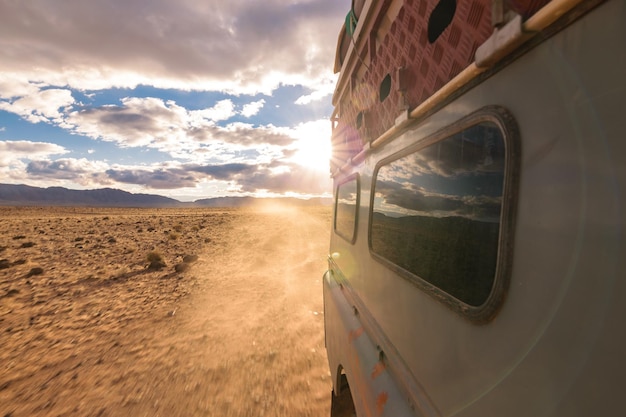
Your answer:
[324,1,625,416]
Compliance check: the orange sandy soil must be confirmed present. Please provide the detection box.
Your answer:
[0,204,333,417]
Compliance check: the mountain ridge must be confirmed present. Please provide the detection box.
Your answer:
[0,183,331,207]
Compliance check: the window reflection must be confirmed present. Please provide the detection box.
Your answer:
[335,176,359,243]
[371,122,505,306]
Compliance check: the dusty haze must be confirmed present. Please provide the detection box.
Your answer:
[0,204,333,416]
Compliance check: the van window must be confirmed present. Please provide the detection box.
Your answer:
[335,175,360,243]
[370,121,507,308]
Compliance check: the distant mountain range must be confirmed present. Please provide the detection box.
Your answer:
[0,184,331,208]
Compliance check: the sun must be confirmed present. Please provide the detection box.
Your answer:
[289,120,332,172]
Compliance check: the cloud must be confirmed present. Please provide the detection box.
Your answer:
[65,97,294,158]
[237,162,331,195]
[0,76,42,100]
[67,98,182,148]
[0,0,345,96]
[25,158,111,185]
[189,163,256,180]
[241,99,265,117]
[0,88,75,123]
[99,161,323,195]
[295,79,337,105]
[193,99,236,122]
[2,143,331,197]
[106,168,198,189]
[1,93,330,197]
[0,140,68,167]
[208,122,294,147]
[375,180,502,221]
[27,159,87,178]
[99,160,329,195]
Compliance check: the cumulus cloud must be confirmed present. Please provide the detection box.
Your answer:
[26,158,111,185]
[106,168,198,189]
[0,98,332,197]
[241,99,265,117]
[0,77,43,100]
[375,180,503,221]
[68,97,191,148]
[105,162,259,190]
[193,100,236,122]
[0,0,344,96]
[295,79,337,105]
[189,163,256,180]
[237,162,331,195]
[0,140,68,167]
[64,97,294,158]
[0,88,75,123]
[3,147,331,197]
[99,161,328,195]
[208,122,294,147]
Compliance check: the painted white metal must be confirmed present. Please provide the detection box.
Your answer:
[325,1,625,416]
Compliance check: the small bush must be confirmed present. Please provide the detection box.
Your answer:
[20,242,35,248]
[27,267,44,277]
[174,262,191,273]
[146,251,166,270]
[183,254,199,263]
[168,232,179,241]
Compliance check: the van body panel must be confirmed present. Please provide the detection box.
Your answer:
[326,1,625,416]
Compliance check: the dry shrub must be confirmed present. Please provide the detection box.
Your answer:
[182,254,198,263]
[27,267,44,277]
[174,262,191,273]
[146,251,166,270]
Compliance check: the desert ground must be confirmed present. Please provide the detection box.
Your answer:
[0,204,333,417]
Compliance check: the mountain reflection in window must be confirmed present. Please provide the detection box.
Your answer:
[371,122,505,306]
[335,176,359,243]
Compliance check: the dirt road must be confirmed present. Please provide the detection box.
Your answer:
[144,206,333,417]
[0,206,333,417]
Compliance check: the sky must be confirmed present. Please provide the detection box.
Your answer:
[0,0,346,201]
